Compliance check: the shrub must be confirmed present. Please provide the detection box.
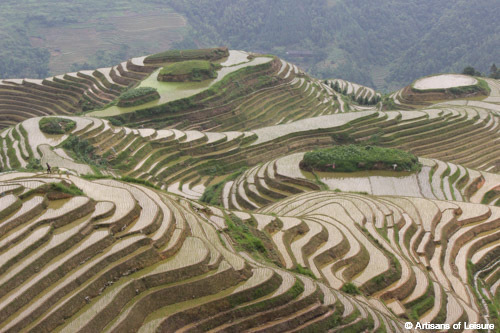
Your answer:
[117,87,160,107]
[120,87,157,100]
[225,214,267,254]
[341,282,361,295]
[292,264,316,279]
[300,145,421,172]
[200,168,247,206]
[62,135,107,168]
[49,182,84,196]
[39,117,76,135]
[26,158,43,171]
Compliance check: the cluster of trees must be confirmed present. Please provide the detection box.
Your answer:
[167,0,499,90]
[69,46,132,72]
[462,64,500,79]
[0,27,50,79]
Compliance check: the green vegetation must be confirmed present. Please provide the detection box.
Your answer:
[0,1,184,78]
[0,26,50,79]
[489,63,500,79]
[26,158,43,171]
[117,87,160,107]
[224,213,275,260]
[341,282,361,295]
[406,282,434,321]
[292,264,316,279]
[145,47,229,63]
[301,145,421,172]
[200,169,245,206]
[0,1,497,90]
[69,45,133,73]
[461,64,499,80]
[119,87,158,100]
[462,66,482,77]
[48,182,84,196]
[105,58,272,123]
[225,214,266,253]
[61,135,107,168]
[0,198,22,220]
[39,117,76,135]
[5,135,20,169]
[481,188,500,204]
[24,181,85,198]
[168,0,499,90]
[330,81,380,105]
[119,176,160,190]
[158,60,221,82]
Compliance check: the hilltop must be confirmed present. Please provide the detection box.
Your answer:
[0,48,499,332]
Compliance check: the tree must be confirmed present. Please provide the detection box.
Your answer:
[333,81,340,92]
[490,64,499,79]
[462,66,476,76]
[462,66,481,76]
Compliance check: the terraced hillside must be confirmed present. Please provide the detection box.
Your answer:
[0,49,357,132]
[0,49,499,332]
[224,153,500,211]
[0,172,409,332]
[388,74,495,110]
[1,94,498,198]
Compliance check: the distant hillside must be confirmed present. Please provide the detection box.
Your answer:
[1,0,498,91]
[167,0,499,90]
[0,0,186,79]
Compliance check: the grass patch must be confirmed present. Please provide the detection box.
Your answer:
[158,60,221,82]
[61,135,107,169]
[406,282,434,320]
[341,282,361,295]
[145,47,228,63]
[225,213,266,254]
[223,213,281,265]
[449,78,490,95]
[117,87,160,107]
[200,168,245,206]
[481,188,500,204]
[39,117,76,135]
[4,135,20,169]
[119,176,160,190]
[26,158,43,171]
[292,264,316,279]
[301,145,421,172]
[18,124,34,158]
[49,182,84,196]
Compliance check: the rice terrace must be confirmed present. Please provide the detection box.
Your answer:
[0,45,499,333]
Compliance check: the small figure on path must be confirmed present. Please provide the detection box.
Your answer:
[46,163,52,174]
[392,163,397,171]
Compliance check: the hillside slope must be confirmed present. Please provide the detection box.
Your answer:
[0,50,499,331]
[168,0,499,90]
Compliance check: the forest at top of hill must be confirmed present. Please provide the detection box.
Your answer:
[0,0,498,91]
